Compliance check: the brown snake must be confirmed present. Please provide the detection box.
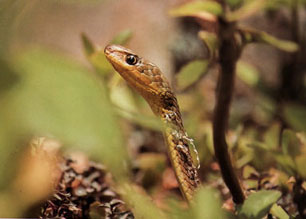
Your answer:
[104,45,200,202]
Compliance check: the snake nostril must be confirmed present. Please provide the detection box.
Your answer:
[104,45,113,55]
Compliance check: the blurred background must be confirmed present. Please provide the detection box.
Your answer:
[0,0,305,218]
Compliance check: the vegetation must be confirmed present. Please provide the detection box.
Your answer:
[0,0,305,218]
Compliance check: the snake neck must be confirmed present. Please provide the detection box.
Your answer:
[158,93,201,202]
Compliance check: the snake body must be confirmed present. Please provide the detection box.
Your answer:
[104,45,200,202]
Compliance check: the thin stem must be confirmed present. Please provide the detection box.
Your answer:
[212,19,245,204]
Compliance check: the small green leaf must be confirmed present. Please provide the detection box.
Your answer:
[270,204,289,219]
[116,108,163,131]
[198,31,218,59]
[121,184,167,219]
[227,0,267,21]
[243,165,259,179]
[166,198,193,219]
[89,50,113,75]
[259,32,298,52]
[239,190,281,219]
[192,187,226,219]
[110,29,133,45]
[138,153,166,171]
[236,61,260,86]
[110,78,138,112]
[176,60,209,90]
[169,1,223,17]
[263,123,281,150]
[282,129,300,158]
[283,103,306,131]
[82,30,133,76]
[81,33,113,76]
[254,94,276,123]
[274,153,296,176]
[242,29,299,52]
[81,33,95,56]
[296,155,306,178]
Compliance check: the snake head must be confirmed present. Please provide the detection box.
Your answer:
[104,44,140,74]
[104,44,172,114]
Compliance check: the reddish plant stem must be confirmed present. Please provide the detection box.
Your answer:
[212,19,245,204]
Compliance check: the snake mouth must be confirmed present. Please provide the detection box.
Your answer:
[104,44,134,70]
[104,47,110,56]
[104,45,119,56]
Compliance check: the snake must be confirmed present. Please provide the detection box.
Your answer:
[104,44,200,202]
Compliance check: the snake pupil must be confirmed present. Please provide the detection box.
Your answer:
[125,54,138,65]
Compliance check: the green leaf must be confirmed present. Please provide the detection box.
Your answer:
[191,187,227,219]
[281,129,300,158]
[3,47,129,179]
[270,204,289,219]
[236,61,260,86]
[176,60,209,90]
[121,184,167,219]
[243,165,259,179]
[243,29,299,52]
[227,0,267,21]
[198,31,218,60]
[116,108,163,131]
[254,94,276,123]
[263,123,281,150]
[166,198,193,219]
[90,51,113,75]
[283,103,306,131]
[110,29,133,45]
[274,153,296,176]
[169,1,223,17]
[110,78,138,112]
[259,32,298,52]
[296,155,306,178]
[82,30,133,77]
[239,190,281,219]
[81,33,95,57]
[81,33,112,76]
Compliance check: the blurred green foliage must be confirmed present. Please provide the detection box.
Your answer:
[238,190,281,219]
[226,0,267,21]
[236,61,260,86]
[0,47,130,215]
[169,1,223,17]
[176,60,209,90]
[192,188,227,219]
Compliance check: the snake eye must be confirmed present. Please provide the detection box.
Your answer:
[125,54,138,65]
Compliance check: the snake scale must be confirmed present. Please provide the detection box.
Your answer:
[104,45,200,202]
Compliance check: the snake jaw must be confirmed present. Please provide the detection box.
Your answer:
[104,44,136,73]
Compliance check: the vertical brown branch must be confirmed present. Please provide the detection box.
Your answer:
[291,0,300,44]
[212,18,245,204]
[279,0,304,102]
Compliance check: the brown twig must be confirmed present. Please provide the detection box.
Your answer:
[212,17,245,204]
[278,0,304,103]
